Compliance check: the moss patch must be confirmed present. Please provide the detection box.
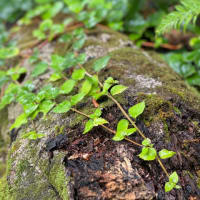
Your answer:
[48,152,69,200]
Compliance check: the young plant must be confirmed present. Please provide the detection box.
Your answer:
[0,10,181,193]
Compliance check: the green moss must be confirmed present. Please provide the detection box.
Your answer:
[48,153,69,200]
[163,121,170,142]
[0,176,13,200]
[173,106,182,115]
[55,125,65,136]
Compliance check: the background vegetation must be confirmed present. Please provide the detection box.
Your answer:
[1,0,200,91]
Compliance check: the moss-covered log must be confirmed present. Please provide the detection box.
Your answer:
[0,23,200,200]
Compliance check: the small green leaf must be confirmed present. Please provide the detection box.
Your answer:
[72,37,86,51]
[32,61,48,77]
[165,182,175,192]
[126,128,137,136]
[110,85,128,96]
[38,100,55,116]
[89,108,102,119]
[71,93,85,106]
[60,79,76,94]
[112,133,125,141]
[10,113,27,130]
[0,47,19,59]
[7,66,27,81]
[42,1,64,19]
[52,100,71,113]
[29,48,39,64]
[51,53,76,71]
[128,101,145,119]
[38,84,59,100]
[169,172,179,184]
[83,119,94,134]
[51,54,65,71]
[59,33,73,43]
[139,147,157,161]
[64,0,87,13]
[39,19,53,31]
[93,55,110,72]
[23,103,39,116]
[175,185,181,189]
[49,24,64,41]
[80,79,92,95]
[142,138,151,147]
[76,53,87,64]
[103,77,118,93]
[33,29,46,40]
[72,69,85,80]
[0,93,15,110]
[93,118,108,126]
[159,149,176,159]
[49,73,62,81]
[117,119,129,133]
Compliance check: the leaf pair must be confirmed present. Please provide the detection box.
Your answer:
[83,108,108,134]
[139,139,157,161]
[165,172,181,192]
[139,138,176,161]
[129,101,145,119]
[112,119,136,141]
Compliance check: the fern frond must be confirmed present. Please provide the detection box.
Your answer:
[156,0,200,35]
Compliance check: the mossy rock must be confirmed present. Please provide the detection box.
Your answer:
[0,21,200,200]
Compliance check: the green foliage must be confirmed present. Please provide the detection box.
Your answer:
[128,101,145,119]
[0,0,33,23]
[31,61,48,77]
[139,138,157,161]
[110,85,128,96]
[164,48,200,87]
[21,131,45,140]
[60,79,76,94]
[159,149,176,159]
[157,0,200,35]
[0,47,19,59]
[0,0,183,193]
[83,119,94,134]
[83,108,108,134]
[10,113,27,130]
[139,146,157,161]
[80,80,92,95]
[165,172,181,192]
[70,93,85,106]
[92,55,110,72]
[52,100,71,113]
[72,69,85,80]
[112,119,136,141]
[33,18,65,40]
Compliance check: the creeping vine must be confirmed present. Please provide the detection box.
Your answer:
[0,0,181,193]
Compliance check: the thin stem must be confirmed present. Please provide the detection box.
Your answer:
[71,108,142,147]
[107,94,146,139]
[157,157,169,177]
[71,108,89,118]
[76,57,170,179]
[78,64,146,139]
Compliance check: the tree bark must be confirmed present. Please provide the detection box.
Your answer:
[0,24,200,200]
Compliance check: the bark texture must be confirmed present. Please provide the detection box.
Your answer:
[0,23,200,200]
